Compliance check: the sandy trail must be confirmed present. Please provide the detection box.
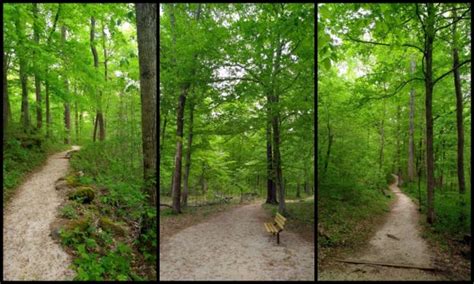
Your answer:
[160,203,314,280]
[318,174,441,280]
[3,146,80,281]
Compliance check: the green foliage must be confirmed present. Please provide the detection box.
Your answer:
[318,180,390,248]
[3,133,68,204]
[403,181,471,238]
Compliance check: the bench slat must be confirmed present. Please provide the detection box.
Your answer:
[276,212,287,222]
[264,223,276,233]
[275,219,285,230]
[275,215,286,226]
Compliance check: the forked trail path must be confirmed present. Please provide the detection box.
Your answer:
[319,174,441,280]
[3,146,80,281]
[160,203,314,280]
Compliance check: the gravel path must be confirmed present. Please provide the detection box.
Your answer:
[159,203,314,280]
[318,174,441,280]
[3,146,79,281]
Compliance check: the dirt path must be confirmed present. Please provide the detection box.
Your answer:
[159,203,314,280]
[3,146,80,281]
[318,174,441,280]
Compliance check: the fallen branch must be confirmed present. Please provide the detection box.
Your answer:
[386,234,400,240]
[159,204,172,208]
[334,259,437,271]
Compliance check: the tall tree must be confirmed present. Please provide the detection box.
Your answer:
[408,56,416,181]
[136,3,157,207]
[90,16,105,142]
[33,3,42,130]
[15,7,30,131]
[62,25,71,144]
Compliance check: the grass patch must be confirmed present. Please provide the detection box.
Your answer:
[402,180,471,240]
[317,181,392,256]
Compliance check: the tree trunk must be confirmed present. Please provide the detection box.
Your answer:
[396,101,401,183]
[266,98,277,204]
[452,8,466,224]
[171,90,187,213]
[33,3,42,130]
[136,3,157,208]
[90,16,105,142]
[46,82,51,138]
[62,26,71,144]
[3,52,9,141]
[15,12,30,131]
[182,101,195,207]
[379,99,386,171]
[408,56,416,181]
[424,3,436,224]
[75,100,79,143]
[93,114,98,142]
[169,4,201,213]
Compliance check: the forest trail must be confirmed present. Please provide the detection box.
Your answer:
[3,146,80,280]
[160,203,314,280]
[318,174,442,280]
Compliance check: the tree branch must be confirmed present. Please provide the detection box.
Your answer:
[433,59,471,86]
[415,4,426,34]
[346,35,424,53]
[435,6,471,32]
[358,77,424,106]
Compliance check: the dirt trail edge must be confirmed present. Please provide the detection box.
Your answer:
[318,174,442,281]
[3,146,80,281]
[160,203,314,280]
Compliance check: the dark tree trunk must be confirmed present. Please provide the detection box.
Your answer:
[424,3,436,224]
[452,8,466,224]
[171,90,187,213]
[408,57,416,181]
[15,12,29,131]
[46,82,51,138]
[182,101,195,207]
[75,101,79,143]
[266,102,277,204]
[62,26,71,144]
[3,52,9,141]
[33,3,42,130]
[90,16,105,142]
[93,114,98,142]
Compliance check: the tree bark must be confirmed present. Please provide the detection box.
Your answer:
[452,8,466,224]
[46,82,51,138]
[3,51,9,141]
[182,100,195,207]
[62,26,71,144]
[379,99,386,171]
[408,56,416,181]
[266,96,277,204]
[33,3,42,130]
[136,3,157,208]
[171,90,187,213]
[15,11,29,131]
[424,3,436,224]
[169,4,201,214]
[90,16,105,142]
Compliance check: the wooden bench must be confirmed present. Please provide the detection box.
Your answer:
[264,212,286,244]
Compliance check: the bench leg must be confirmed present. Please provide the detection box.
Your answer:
[277,232,280,244]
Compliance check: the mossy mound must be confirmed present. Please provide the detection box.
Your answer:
[99,217,126,237]
[65,217,90,230]
[68,186,95,204]
[66,174,80,187]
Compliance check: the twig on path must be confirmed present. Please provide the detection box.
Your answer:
[386,233,400,241]
[334,259,438,271]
